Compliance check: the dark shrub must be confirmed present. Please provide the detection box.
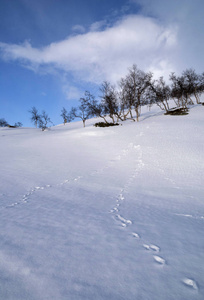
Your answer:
[94,122,120,127]
[164,108,189,115]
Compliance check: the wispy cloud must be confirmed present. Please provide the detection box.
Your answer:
[131,0,204,74]
[89,20,108,32]
[72,25,86,33]
[62,83,83,100]
[0,14,177,84]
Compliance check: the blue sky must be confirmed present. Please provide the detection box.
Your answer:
[0,0,203,127]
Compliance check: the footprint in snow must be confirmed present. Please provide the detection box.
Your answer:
[182,278,198,290]
[7,203,18,208]
[143,244,151,250]
[110,207,119,213]
[132,232,140,239]
[74,176,82,181]
[118,194,125,201]
[143,244,160,252]
[22,197,28,203]
[150,245,160,252]
[153,255,166,265]
[114,214,132,227]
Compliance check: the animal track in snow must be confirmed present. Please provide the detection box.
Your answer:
[174,213,204,220]
[132,232,140,239]
[114,214,133,227]
[143,244,160,252]
[153,255,166,265]
[150,245,160,252]
[90,143,138,177]
[118,193,125,201]
[110,207,119,213]
[182,278,198,290]
[143,244,151,250]
[3,175,84,210]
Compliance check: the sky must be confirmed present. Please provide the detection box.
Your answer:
[0,0,203,127]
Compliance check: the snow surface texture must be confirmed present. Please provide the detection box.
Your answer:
[0,104,204,299]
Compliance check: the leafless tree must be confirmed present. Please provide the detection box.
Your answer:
[182,69,203,104]
[148,76,171,112]
[99,81,123,123]
[124,65,152,121]
[60,107,68,125]
[14,122,23,128]
[170,73,190,109]
[70,91,96,127]
[0,118,8,127]
[29,107,41,128]
[38,111,53,131]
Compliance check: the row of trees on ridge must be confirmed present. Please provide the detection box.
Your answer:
[60,65,204,127]
[0,118,22,128]
[6,65,202,130]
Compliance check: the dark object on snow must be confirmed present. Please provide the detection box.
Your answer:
[94,122,120,127]
[164,107,189,115]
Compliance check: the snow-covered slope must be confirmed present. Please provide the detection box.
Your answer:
[0,105,204,299]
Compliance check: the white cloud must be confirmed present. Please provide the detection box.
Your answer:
[131,0,204,74]
[89,20,107,32]
[62,84,82,100]
[0,14,177,84]
[71,25,86,33]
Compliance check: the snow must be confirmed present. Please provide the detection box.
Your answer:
[0,104,204,299]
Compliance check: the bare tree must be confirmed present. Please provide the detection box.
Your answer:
[60,107,74,125]
[148,76,171,112]
[124,65,152,121]
[170,73,190,109]
[99,81,122,123]
[88,101,109,124]
[182,69,203,104]
[70,91,96,127]
[0,118,8,127]
[29,107,40,128]
[38,111,53,131]
[14,122,23,128]
[61,107,68,125]
[199,72,204,98]
[118,77,133,121]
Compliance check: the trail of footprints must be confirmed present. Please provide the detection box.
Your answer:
[1,141,199,291]
[2,143,138,210]
[110,187,167,267]
[110,145,167,266]
[2,175,83,210]
[90,142,140,177]
[109,143,199,292]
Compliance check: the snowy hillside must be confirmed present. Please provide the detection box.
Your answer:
[0,104,204,300]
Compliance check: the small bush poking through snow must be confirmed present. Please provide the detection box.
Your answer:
[94,122,120,127]
[164,107,189,116]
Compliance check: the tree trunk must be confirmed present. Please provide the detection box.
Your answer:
[194,93,200,104]
[161,101,168,112]
[135,107,139,122]
[129,109,135,121]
